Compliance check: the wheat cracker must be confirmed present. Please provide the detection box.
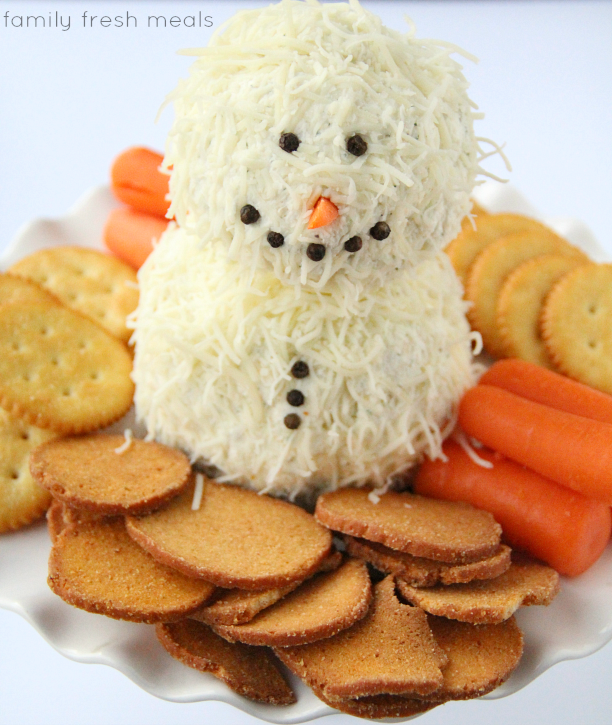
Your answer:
[213,558,372,647]
[127,479,332,590]
[47,500,115,542]
[48,518,216,623]
[156,620,295,705]
[424,615,523,701]
[465,231,587,357]
[46,500,66,542]
[445,213,563,288]
[542,263,612,394]
[396,555,559,624]
[312,686,439,719]
[497,254,587,366]
[344,535,511,587]
[275,576,446,700]
[0,408,60,533]
[10,246,138,343]
[192,550,342,627]
[30,434,191,515]
[315,488,501,564]
[0,301,134,433]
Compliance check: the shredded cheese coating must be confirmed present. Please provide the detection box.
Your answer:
[114,428,133,455]
[132,226,476,496]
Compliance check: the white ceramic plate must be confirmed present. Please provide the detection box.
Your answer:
[1,183,611,723]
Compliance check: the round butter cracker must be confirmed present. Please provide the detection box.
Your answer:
[0,302,134,434]
[465,231,587,357]
[10,246,138,343]
[541,263,612,394]
[0,408,59,533]
[0,272,62,308]
[497,255,587,366]
[445,213,563,288]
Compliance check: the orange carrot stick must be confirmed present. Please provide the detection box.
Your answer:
[111,147,170,218]
[308,197,338,229]
[103,207,169,270]
[414,440,611,576]
[479,359,612,425]
[458,384,612,504]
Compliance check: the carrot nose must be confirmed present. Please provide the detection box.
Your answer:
[308,197,339,229]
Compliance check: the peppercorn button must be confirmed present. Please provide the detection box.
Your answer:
[287,390,305,407]
[240,205,260,224]
[291,361,309,378]
[284,413,301,430]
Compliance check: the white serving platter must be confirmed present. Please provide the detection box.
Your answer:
[1,181,611,723]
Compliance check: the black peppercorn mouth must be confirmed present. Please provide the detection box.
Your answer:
[344,235,363,253]
[306,243,326,262]
[369,221,390,240]
[240,205,260,224]
[267,231,284,248]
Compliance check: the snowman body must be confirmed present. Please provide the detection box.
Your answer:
[133,1,480,497]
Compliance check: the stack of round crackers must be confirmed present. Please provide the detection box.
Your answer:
[446,209,612,394]
[0,248,138,534]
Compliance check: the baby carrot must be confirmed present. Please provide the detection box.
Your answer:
[459,384,612,504]
[308,197,338,229]
[414,440,611,576]
[103,207,169,270]
[480,359,612,425]
[111,147,170,218]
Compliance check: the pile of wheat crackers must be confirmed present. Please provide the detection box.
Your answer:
[34,433,559,719]
[448,203,612,394]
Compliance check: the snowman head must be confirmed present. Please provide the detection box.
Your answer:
[165,0,480,293]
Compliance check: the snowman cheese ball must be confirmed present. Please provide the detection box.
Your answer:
[133,0,482,497]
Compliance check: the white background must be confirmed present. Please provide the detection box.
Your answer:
[1,1,612,724]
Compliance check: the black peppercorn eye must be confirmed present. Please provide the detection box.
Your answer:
[346,134,367,157]
[344,236,363,253]
[291,361,309,378]
[279,132,300,153]
[306,243,326,262]
[267,231,284,248]
[287,390,305,407]
[284,413,301,430]
[369,221,390,240]
[240,205,260,224]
